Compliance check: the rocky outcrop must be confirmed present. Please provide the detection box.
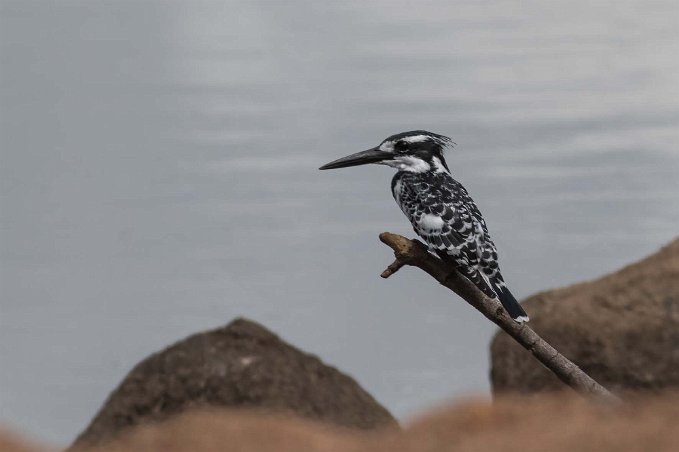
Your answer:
[491,237,679,394]
[0,428,46,452]
[78,392,679,452]
[71,318,395,449]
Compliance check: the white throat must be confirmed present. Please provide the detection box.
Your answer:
[382,155,431,173]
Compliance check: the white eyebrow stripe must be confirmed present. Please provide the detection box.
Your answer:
[401,135,429,143]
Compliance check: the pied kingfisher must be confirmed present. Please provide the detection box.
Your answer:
[319,130,528,323]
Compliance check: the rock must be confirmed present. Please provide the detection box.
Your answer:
[491,237,679,394]
[71,318,396,449]
[0,428,45,452]
[87,392,679,452]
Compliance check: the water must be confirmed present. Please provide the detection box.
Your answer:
[1,0,678,444]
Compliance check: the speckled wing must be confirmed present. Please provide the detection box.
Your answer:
[391,171,498,298]
[392,173,477,249]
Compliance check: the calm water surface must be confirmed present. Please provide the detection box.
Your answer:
[1,0,678,444]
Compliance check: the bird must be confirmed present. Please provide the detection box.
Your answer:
[319,130,529,323]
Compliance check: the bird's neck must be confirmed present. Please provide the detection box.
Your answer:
[394,168,448,186]
[436,155,451,173]
[387,155,450,174]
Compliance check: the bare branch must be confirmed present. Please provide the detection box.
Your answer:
[379,232,618,402]
[380,259,406,278]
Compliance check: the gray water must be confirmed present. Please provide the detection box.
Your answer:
[1,0,678,444]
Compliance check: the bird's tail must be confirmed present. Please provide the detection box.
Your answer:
[492,281,529,323]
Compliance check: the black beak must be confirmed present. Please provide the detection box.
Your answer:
[319,147,393,170]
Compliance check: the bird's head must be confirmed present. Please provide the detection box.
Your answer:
[319,130,453,173]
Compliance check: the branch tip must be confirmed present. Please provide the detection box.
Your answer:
[381,259,405,278]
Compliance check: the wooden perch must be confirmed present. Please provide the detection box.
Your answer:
[379,232,617,401]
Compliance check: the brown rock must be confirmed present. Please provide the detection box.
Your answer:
[491,237,679,394]
[394,392,679,452]
[87,392,679,452]
[0,428,46,452]
[71,318,395,449]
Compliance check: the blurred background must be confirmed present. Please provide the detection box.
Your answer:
[1,0,678,445]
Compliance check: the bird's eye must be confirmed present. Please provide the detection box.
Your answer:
[395,141,408,153]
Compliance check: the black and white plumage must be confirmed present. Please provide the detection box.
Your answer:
[319,130,528,323]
